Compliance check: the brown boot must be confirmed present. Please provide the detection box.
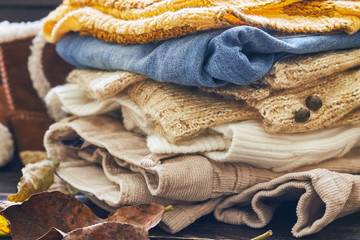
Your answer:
[0,21,72,166]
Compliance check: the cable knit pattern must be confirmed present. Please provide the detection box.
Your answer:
[43,0,360,44]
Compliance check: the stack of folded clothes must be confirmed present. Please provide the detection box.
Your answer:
[37,0,360,237]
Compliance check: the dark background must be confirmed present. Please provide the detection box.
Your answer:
[0,0,61,22]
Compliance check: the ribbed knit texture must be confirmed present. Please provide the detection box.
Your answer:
[44,85,69,121]
[43,0,360,44]
[46,83,360,171]
[151,122,360,172]
[44,116,360,236]
[66,69,147,100]
[63,62,359,134]
[49,82,259,143]
[214,168,360,238]
[45,83,127,117]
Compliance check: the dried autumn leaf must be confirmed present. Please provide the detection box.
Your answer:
[107,203,165,230]
[0,200,19,211]
[7,159,59,202]
[0,215,10,235]
[38,227,65,240]
[3,192,165,240]
[0,200,19,236]
[2,191,102,240]
[64,222,149,240]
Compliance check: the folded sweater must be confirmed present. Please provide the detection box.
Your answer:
[55,28,360,87]
[45,83,360,172]
[44,115,360,237]
[44,0,360,44]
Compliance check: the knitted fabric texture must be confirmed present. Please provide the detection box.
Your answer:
[49,65,360,138]
[46,82,259,142]
[126,80,259,142]
[43,0,360,44]
[257,67,360,133]
[63,66,359,135]
[202,48,360,105]
[214,168,360,238]
[44,83,360,172]
[45,83,129,117]
[67,69,147,100]
[150,123,360,172]
[44,116,360,236]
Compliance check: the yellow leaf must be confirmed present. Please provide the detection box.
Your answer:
[8,159,59,202]
[0,215,10,235]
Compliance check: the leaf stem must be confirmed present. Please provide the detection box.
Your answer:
[251,230,273,240]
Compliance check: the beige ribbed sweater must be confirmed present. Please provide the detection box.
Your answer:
[214,168,360,238]
[44,116,360,237]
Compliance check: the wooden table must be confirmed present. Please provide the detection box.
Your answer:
[1,158,360,240]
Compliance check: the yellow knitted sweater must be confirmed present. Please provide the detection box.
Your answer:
[43,0,360,44]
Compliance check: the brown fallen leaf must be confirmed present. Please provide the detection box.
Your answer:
[64,222,149,240]
[107,203,165,230]
[2,191,165,240]
[7,159,59,202]
[2,191,102,240]
[0,200,19,211]
[37,227,65,240]
[0,200,19,236]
